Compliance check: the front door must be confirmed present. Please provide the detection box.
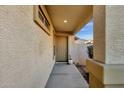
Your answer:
[55,36,68,62]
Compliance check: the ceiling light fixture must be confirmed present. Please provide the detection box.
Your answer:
[64,20,68,23]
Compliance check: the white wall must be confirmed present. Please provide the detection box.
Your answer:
[0,6,55,87]
[68,36,89,66]
[74,42,89,66]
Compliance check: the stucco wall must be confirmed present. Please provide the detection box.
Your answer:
[0,6,55,87]
[87,5,124,88]
[68,36,75,60]
[106,6,124,64]
[93,5,124,64]
[68,36,89,66]
[73,42,89,66]
[93,6,105,63]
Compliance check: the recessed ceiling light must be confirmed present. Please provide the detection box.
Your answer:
[64,20,68,23]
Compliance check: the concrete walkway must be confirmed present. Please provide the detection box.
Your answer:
[45,63,89,88]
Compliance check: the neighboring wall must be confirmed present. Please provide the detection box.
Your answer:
[68,36,89,66]
[0,6,55,87]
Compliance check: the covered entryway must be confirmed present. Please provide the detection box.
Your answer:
[55,36,68,62]
[45,5,93,88]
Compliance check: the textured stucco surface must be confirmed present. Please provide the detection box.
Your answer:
[68,36,75,61]
[87,59,124,87]
[93,6,105,63]
[93,5,124,64]
[106,6,124,64]
[87,5,124,87]
[0,6,55,87]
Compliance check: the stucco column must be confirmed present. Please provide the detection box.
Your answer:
[87,5,124,88]
[68,35,75,62]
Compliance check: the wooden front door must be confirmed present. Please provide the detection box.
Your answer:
[55,36,68,62]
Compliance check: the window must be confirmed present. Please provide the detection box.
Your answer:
[34,5,51,35]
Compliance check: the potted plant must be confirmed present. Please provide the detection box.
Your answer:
[68,55,73,65]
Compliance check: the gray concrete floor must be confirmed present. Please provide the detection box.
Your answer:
[45,62,89,88]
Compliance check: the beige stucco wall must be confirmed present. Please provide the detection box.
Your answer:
[68,36,75,60]
[0,6,55,87]
[87,5,124,88]
[106,6,124,64]
[93,6,105,63]
[94,5,124,64]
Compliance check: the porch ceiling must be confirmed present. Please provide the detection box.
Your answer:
[46,5,93,34]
